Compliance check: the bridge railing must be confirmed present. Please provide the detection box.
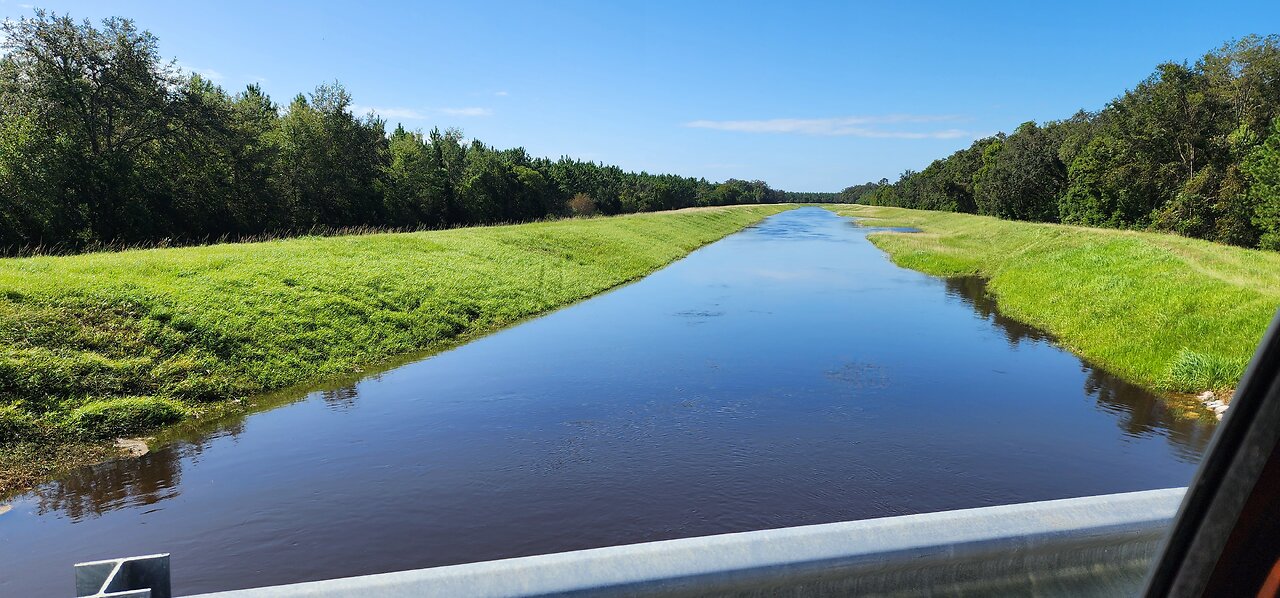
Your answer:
[79,487,1184,597]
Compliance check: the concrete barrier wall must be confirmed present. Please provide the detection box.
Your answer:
[183,487,1184,597]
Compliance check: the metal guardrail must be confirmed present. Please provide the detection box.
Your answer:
[75,487,1183,597]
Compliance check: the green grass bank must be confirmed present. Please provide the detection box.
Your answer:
[828,204,1280,401]
[0,204,791,492]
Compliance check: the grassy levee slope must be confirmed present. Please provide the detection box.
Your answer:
[828,205,1280,399]
[0,205,790,491]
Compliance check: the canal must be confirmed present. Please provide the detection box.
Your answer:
[0,207,1214,595]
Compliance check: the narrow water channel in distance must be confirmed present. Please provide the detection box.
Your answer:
[0,207,1215,595]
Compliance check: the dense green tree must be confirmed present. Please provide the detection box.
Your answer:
[974,122,1066,222]
[1245,117,1280,249]
[382,126,440,226]
[274,84,388,229]
[0,11,184,245]
[426,127,470,226]
[225,85,287,232]
[0,113,61,248]
[161,74,243,239]
[457,144,515,223]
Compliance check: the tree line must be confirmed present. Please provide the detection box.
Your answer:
[843,35,1280,250]
[0,12,785,254]
[779,191,842,203]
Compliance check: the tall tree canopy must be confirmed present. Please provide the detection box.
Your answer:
[0,12,784,254]
[848,35,1280,250]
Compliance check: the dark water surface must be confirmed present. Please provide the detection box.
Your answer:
[0,207,1214,596]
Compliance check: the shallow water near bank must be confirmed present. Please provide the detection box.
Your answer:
[0,207,1214,595]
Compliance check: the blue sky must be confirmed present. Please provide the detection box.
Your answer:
[2,0,1278,191]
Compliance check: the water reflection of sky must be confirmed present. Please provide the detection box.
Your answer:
[0,207,1215,596]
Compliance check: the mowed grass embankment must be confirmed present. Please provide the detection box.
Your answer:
[0,204,791,492]
[827,204,1280,400]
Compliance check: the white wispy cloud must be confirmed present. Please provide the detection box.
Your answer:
[350,105,427,120]
[683,115,969,139]
[347,105,495,120]
[176,62,225,82]
[438,107,493,117]
[494,90,509,97]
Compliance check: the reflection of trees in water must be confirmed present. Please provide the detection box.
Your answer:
[32,420,247,521]
[322,385,359,411]
[35,446,184,521]
[944,277,1051,347]
[29,383,361,521]
[944,276,1214,461]
[1084,369,1213,459]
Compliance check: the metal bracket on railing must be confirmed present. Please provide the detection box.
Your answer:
[74,554,171,598]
